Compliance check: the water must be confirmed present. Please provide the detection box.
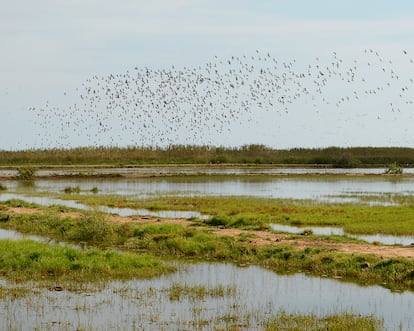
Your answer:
[0,262,412,330]
[1,188,413,246]
[2,175,414,202]
[271,223,414,246]
[2,168,414,329]
[271,223,345,236]
[0,228,83,250]
[0,193,208,220]
[2,166,414,177]
[0,228,50,242]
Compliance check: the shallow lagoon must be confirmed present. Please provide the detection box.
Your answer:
[1,167,414,330]
[2,174,414,202]
[2,167,414,329]
[0,261,413,330]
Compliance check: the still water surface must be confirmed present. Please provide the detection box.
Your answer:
[3,166,414,177]
[270,224,414,246]
[2,175,414,201]
[0,193,206,220]
[0,261,413,330]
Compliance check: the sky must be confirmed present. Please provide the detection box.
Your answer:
[2,0,414,150]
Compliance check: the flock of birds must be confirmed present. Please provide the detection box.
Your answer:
[31,49,414,148]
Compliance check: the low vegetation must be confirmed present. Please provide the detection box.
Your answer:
[264,310,383,331]
[1,145,414,166]
[16,165,36,180]
[384,161,403,174]
[1,202,414,291]
[166,283,238,301]
[63,186,81,194]
[0,240,173,283]
[55,194,414,236]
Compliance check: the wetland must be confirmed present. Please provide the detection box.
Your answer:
[1,164,414,330]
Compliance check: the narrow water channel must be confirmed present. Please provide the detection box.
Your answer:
[2,166,414,177]
[3,166,414,178]
[0,193,207,219]
[270,224,414,246]
[2,173,414,201]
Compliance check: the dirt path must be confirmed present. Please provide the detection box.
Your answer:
[6,206,414,259]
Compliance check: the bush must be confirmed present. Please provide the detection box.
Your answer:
[0,183,7,191]
[385,162,403,174]
[16,166,36,180]
[63,186,81,194]
[68,213,114,243]
[90,187,99,194]
[204,215,230,227]
[0,214,10,222]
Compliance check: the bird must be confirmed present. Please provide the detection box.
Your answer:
[30,48,414,148]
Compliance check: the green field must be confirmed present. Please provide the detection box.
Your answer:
[1,200,414,291]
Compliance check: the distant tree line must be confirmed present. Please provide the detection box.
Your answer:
[0,145,413,167]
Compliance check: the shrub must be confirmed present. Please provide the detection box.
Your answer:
[16,166,36,180]
[385,161,403,174]
[0,214,10,222]
[63,186,81,194]
[90,187,99,194]
[204,215,230,227]
[68,213,114,243]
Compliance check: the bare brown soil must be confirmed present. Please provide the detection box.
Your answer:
[6,206,414,259]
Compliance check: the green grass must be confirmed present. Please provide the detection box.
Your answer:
[127,223,414,290]
[330,192,414,206]
[264,310,383,331]
[2,206,414,291]
[0,209,118,246]
[51,194,414,235]
[166,283,238,301]
[0,240,174,283]
[80,226,414,290]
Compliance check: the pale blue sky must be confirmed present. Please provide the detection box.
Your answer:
[2,1,414,150]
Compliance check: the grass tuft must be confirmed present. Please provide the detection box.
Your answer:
[0,239,173,283]
[16,165,36,180]
[63,186,81,194]
[264,310,383,331]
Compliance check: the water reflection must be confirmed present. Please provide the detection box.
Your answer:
[0,228,47,242]
[0,262,413,330]
[271,223,344,236]
[2,175,414,202]
[0,228,82,250]
[271,223,414,246]
[0,193,208,220]
[2,166,414,177]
